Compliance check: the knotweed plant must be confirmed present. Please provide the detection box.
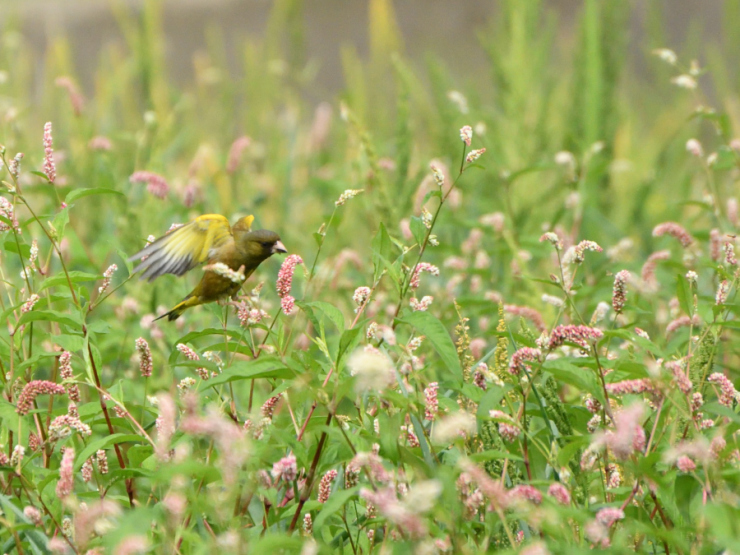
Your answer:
[3,7,740,554]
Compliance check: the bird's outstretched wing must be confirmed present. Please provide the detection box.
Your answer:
[129,214,251,281]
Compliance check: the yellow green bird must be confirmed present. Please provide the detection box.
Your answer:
[128,214,286,321]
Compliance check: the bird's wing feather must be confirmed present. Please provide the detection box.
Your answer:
[128,214,234,281]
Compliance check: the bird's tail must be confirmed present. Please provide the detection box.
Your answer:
[155,295,201,322]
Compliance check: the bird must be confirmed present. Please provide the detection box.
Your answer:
[128,214,287,321]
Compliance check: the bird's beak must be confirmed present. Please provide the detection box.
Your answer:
[272,241,287,254]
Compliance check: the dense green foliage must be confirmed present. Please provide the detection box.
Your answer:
[3,1,740,553]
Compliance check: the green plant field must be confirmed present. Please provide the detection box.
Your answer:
[3,1,740,553]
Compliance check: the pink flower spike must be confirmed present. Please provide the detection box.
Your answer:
[504,304,547,333]
[43,122,56,183]
[595,507,625,528]
[508,347,541,375]
[226,136,251,173]
[547,325,603,350]
[424,382,439,421]
[547,483,571,505]
[612,270,630,312]
[652,222,694,248]
[276,255,303,315]
[318,469,338,503]
[409,262,439,289]
[676,455,696,473]
[136,337,153,377]
[16,380,66,415]
[130,171,169,199]
[271,454,297,482]
[55,447,75,499]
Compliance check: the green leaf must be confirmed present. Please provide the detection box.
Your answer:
[410,215,427,247]
[543,358,603,402]
[336,327,362,366]
[51,334,85,353]
[39,271,100,291]
[15,310,82,330]
[676,273,692,317]
[205,356,293,387]
[313,486,358,530]
[0,398,20,435]
[74,434,145,470]
[65,187,124,204]
[301,301,345,331]
[470,449,522,462]
[0,494,52,554]
[397,311,462,377]
[371,222,394,282]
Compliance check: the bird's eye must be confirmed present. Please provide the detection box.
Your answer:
[261,242,271,248]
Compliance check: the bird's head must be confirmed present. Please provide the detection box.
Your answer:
[238,229,287,261]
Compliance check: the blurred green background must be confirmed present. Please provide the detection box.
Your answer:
[1,0,739,325]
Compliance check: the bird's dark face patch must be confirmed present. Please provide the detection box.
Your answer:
[239,229,285,259]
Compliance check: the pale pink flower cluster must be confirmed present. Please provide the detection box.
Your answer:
[599,403,645,460]
[49,413,92,439]
[155,394,176,461]
[424,382,439,421]
[360,487,428,538]
[459,125,473,146]
[97,449,109,474]
[605,378,654,396]
[349,452,392,484]
[641,250,671,285]
[572,240,603,263]
[318,469,337,503]
[725,241,738,265]
[335,188,364,207]
[261,394,282,419]
[55,76,85,115]
[43,122,56,183]
[135,337,152,377]
[23,506,42,526]
[176,343,208,380]
[99,264,117,294]
[16,380,66,415]
[716,279,730,305]
[596,507,625,527]
[539,231,562,248]
[88,135,112,151]
[666,314,702,335]
[458,459,507,510]
[226,136,251,173]
[429,164,445,190]
[271,453,297,482]
[8,152,24,179]
[57,351,79,403]
[508,485,542,504]
[508,347,541,375]
[465,148,486,163]
[21,294,40,313]
[504,304,547,333]
[612,270,630,312]
[547,325,603,350]
[55,447,75,499]
[0,197,19,232]
[235,301,268,327]
[707,373,738,407]
[547,483,571,505]
[676,455,696,472]
[130,171,169,199]
[303,513,313,536]
[409,262,439,289]
[276,254,303,315]
[410,296,433,311]
[652,222,694,248]
[710,229,722,261]
[353,286,371,307]
[490,410,520,441]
